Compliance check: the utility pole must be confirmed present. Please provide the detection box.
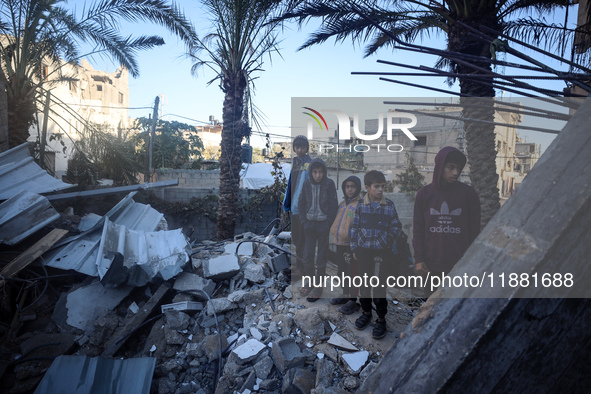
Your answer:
[148,96,159,182]
[39,91,51,170]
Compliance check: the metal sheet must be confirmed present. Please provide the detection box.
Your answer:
[43,192,167,277]
[0,143,76,200]
[97,218,189,287]
[0,190,60,245]
[34,355,155,394]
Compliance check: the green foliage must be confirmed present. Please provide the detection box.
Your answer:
[131,117,204,170]
[65,149,99,186]
[0,0,198,147]
[395,155,426,199]
[73,122,141,185]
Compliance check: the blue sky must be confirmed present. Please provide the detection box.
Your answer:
[85,2,580,152]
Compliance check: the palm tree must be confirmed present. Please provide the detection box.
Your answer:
[188,0,284,240]
[276,0,579,227]
[0,0,197,149]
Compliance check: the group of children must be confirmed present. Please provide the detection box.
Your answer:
[283,136,481,340]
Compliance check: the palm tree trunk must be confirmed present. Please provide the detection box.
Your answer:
[216,73,247,240]
[449,16,501,228]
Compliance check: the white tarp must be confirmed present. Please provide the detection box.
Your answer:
[240,162,291,189]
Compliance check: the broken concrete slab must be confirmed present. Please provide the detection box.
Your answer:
[232,339,267,365]
[341,350,369,375]
[53,280,132,333]
[327,332,358,352]
[227,290,248,303]
[224,242,254,257]
[315,358,335,389]
[359,361,378,381]
[206,298,236,316]
[173,272,215,300]
[271,338,306,373]
[203,254,240,280]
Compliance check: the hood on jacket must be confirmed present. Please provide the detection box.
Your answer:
[341,175,361,203]
[308,158,328,184]
[433,146,467,189]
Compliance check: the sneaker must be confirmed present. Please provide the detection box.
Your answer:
[329,297,348,305]
[338,300,360,315]
[355,312,372,330]
[372,319,387,339]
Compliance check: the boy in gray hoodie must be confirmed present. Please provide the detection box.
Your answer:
[298,158,338,301]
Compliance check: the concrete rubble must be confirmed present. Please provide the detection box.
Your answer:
[1,199,421,393]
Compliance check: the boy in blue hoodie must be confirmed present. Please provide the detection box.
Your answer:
[298,158,338,301]
[283,135,312,275]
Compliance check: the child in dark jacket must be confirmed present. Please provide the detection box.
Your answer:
[298,158,338,301]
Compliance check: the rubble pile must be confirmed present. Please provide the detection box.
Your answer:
[1,207,421,394]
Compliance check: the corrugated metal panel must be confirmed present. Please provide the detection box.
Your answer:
[0,143,76,200]
[34,355,155,394]
[0,191,60,245]
[43,192,167,277]
[96,218,189,287]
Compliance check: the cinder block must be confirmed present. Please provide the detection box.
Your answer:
[271,338,306,373]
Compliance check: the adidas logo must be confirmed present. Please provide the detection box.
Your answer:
[430,201,461,225]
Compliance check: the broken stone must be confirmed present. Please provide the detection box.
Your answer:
[272,314,294,337]
[199,314,226,329]
[232,339,267,365]
[164,310,191,330]
[341,350,369,375]
[343,376,360,390]
[185,342,203,358]
[250,327,263,341]
[206,298,236,316]
[173,272,215,301]
[271,338,306,373]
[227,290,248,303]
[294,307,325,339]
[203,254,240,280]
[315,358,335,389]
[225,242,254,256]
[260,378,281,391]
[202,333,229,361]
[359,361,378,381]
[282,368,316,394]
[239,370,257,393]
[283,287,293,299]
[315,344,339,363]
[327,332,358,351]
[128,302,139,314]
[164,326,186,345]
[243,262,266,284]
[253,355,274,380]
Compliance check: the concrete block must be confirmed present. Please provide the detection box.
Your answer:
[232,339,267,365]
[243,262,266,284]
[173,272,215,300]
[282,368,316,394]
[271,338,306,373]
[203,254,240,280]
[269,253,290,273]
